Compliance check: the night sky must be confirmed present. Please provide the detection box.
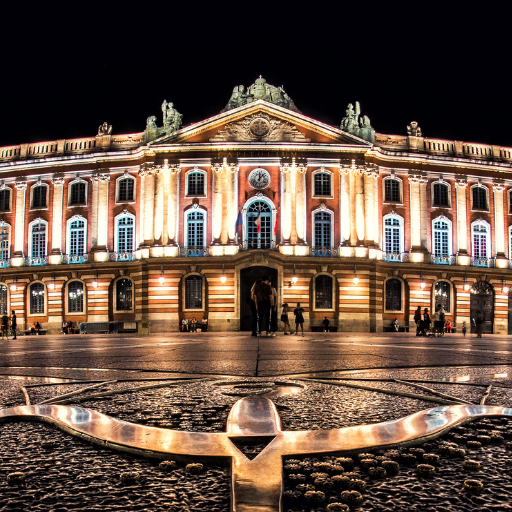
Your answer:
[1,5,510,148]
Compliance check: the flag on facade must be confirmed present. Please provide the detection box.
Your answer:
[274,209,279,236]
[254,211,261,233]
[235,210,243,243]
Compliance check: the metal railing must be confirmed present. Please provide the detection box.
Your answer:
[432,254,456,265]
[471,257,495,268]
[25,256,48,266]
[63,254,89,264]
[0,259,10,268]
[109,252,136,262]
[309,246,339,257]
[180,246,209,257]
[241,240,277,251]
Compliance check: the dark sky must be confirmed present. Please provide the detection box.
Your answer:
[1,5,510,148]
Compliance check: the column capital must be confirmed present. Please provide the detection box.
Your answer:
[52,175,65,186]
[455,177,468,188]
[212,159,238,174]
[280,158,306,174]
[15,180,27,190]
[92,172,110,182]
[408,172,427,184]
[493,179,505,192]
[364,163,379,177]
[139,163,158,176]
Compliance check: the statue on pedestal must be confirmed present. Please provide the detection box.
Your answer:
[162,101,183,134]
[97,122,112,136]
[407,121,422,137]
[340,101,375,142]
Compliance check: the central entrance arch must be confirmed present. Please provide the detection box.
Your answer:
[239,266,278,331]
[470,281,494,334]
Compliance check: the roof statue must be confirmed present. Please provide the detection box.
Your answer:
[143,100,183,142]
[221,76,300,113]
[340,101,375,143]
[97,122,112,136]
[407,121,422,137]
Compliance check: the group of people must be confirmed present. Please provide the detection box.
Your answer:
[181,318,208,332]
[413,304,460,337]
[62,321,75,334]
[1,310,17,340]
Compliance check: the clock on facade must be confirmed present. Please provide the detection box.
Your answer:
[248,168,271,189]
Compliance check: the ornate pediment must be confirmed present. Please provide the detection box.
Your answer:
[209,113,310,143]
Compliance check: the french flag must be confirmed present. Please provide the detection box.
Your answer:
[254,211,261,233]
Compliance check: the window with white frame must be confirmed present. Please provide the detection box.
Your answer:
[30,282,45,314]
[69,180,87,206]
[0,284,7,315]
[185,275,203,309]
[68,281,84,313]
[0,224,9,260]
[432,218,452,256]
[432,182,450,207]
[383,215,403,254]
[186,210,205,248]
[315,274,333,309]
[509,190,512,214]
[0,188,10,212]
[246,200,272,249]
[68,217,86,256]
[435,281,451,313]
[472,221,490,259]
[116,278,132,311]
[472,185,488,211]
[31,184,48,209]
[384,178,401,203]
[186,171,206,196]
[116,215,134,254]
[313,171,332,197]
[117,176,135,202]
[385,278,402,311]
[509,226,512,258]
[314,211,332,249]
[30,221,47,259]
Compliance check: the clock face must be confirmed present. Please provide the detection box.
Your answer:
[248,169,271,189]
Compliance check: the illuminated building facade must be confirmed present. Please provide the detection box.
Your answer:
[0,77,511,334]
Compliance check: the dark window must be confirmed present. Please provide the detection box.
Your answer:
[70,182,86,205]
[0,189,10,211]
[435,281,451,313]
[0,225,9,260]
[385,279,401,311]
[472,186,487,210]
[0,284,7,315]
[68,281,84,313]
[187,211,204,248]
[117,216,134,253]
[187,172,205,196]
[118,178,134,201]
[314,211,331,251]
[116,278,132,311]
[247,201,272,249]
[185,275,203,309]
[30,282,45,314]
[384,179,401,203]
[315,275,333,309]
[69,218,85,256]
[314,173,331,196]
[433,183,449,207]
[32,185,47,208]
[509,190,512,214]
[31,222,46,258]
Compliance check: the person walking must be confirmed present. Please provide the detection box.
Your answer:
[250,279,261,336]
[462,321,467,337]
[414,306,422,336]
[254,276,272,336]
[10,310,17,340]
[269,282,278,336]
[475,315,484,338]
[294,303,305,336]
[281,303,291,335]
[323,317,330,332]
[1,314,9,340]
[438,305,446,337]
[433,306,441,337]
[422,308,431,337]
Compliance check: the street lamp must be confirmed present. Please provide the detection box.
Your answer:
[92,270,98,288]
[353,265,359,285]
[464,273,470,292]
[220,264,227,284]
[291,264,298,285]
[159,265,165,284]
[10,277,16,292]
[420,271,425,290]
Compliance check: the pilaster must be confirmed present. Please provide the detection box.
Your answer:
[12,180,27,266]
[91,172,110,262]
[167,163,180,256]
[493,179,508,267]
[455,177,470,265]
[49,175,64,264]
[408,173,427,262]
[339,164,351,245]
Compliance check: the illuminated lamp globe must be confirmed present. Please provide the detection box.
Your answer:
[291,276,298,284]
[159,275,165,284]
[48,283,54,290]
[464,283,470,292]
[92,280,98,288]
[10,283,16,292]
[504,285,510,294]
[220,275,227,284]
[420,281,426,289]
[353,276,359,285]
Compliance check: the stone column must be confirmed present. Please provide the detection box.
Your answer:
[494,180,507,267]
[339,165,351,244]
[455,177,469,265]
[355,166,365,243]
[153,169,165,246]
[226,163,239,245]
[364,169,375,245]
[167,164,180,253]
[12,180,27,266]
[408,173,424,261]
[211,163,223,244]
[91,172,110,262]
[295,164,307,244]
[280,168,292,244]
[349,171,358,245]
[419,176,428,251]
[49,176,64,264]
[144,170,155,246]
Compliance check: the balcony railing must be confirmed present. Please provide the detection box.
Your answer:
[432,254,456,265]
[180,246,209,257]
[241,240,277,251]
[471,257,495,268]
[384,252,402,262]
[310,246,339,257]
[63,254,89,264]
[25,256,48,266]
[109,252,136,262]
[0,259,10,268]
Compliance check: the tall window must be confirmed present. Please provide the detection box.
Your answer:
[118,177,134,202]
[384,178,401,203]
[509,190,512,214]
[246,201,272,249]
[435,281,451,313]
[116,278,132,311]
[69,218,85,256]
[185,275,203,309]
[509,226,512,258]
[433,182,449,207]
[0,189,10,211]
[314,172,331,196]
[30,283,45,314]
[0,284,7,315]
[385,279,402,311]
[314,211,332,254]
[472,186,488,211]
[69,181,86,205]
[31,222,47,258]
[116,216,134,253]
[187,172,205,196]
[472,222,489,259]
[0,224,9,260]
[315,275,333,309]
[433,219,451,256]
[32,185,47,208]
[68,281,84,313]
[384,216,402,254]
[187,211,204,248]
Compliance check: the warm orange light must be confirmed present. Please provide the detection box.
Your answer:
[10,284,16,292]
[220,275,227,284]
[159,275,165,284]
[291,276,298,284]
[353,276,359,285]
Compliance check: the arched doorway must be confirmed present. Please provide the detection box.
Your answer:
[240,266,278,331]
[470,281,494,334]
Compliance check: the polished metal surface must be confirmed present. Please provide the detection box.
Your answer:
[1,398,512,511]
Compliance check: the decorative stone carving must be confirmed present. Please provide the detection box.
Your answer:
[221,76,300,113]
[340,101,375,142]
[493,179,505,192]
[407,121,422,137]
[321,265,328,272]
[97,122,112,136]
[393,269,399,276]
[319,202,327,211]
[161,100,183,134]
[119,269,125,276]
[455,177,468,188]
[52,175,65,186]
[92,172,110,182]
[409,173,427,184]
[71,271,77,279]
[139,163,157,177]
[33,274,39,281]
[441,272,448,279]
[280,158,307,174]
[145,116,157,130]
[252,253,269,265]
[211,113,310,143]
[15,180,27,190]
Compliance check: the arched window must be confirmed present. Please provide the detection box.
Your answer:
[116,278,132,311]
[472,185,488,211]
[313,211,332,256]
[435,281,451,313]
[0,223,10,261]
[509,189,512,214]
[68,217,86,256]
[246,201,272,249]
[186,210,205,255]
[385,278,402,311]
[116,215,134,254]
[0,188,11,212]
[30,221,47,260]
[185,275,203,309]
[68,281,84,313]
[315,275,333,309]
[32,184,48,208]
[117,177,134,202]
[384,178,401,203]
[509,226,512,258]
[383,215,403,259]
[30,282,45,314]
[186,172,205,196]
[313,172,332,197]
[69,181,86,205]
[0,284,7,315]
[472,221,490,263]
[433,182,450,207]
[432,218,452,261]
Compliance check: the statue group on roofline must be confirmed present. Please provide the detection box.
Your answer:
[143,100,183,142]
[340,101,375,143]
